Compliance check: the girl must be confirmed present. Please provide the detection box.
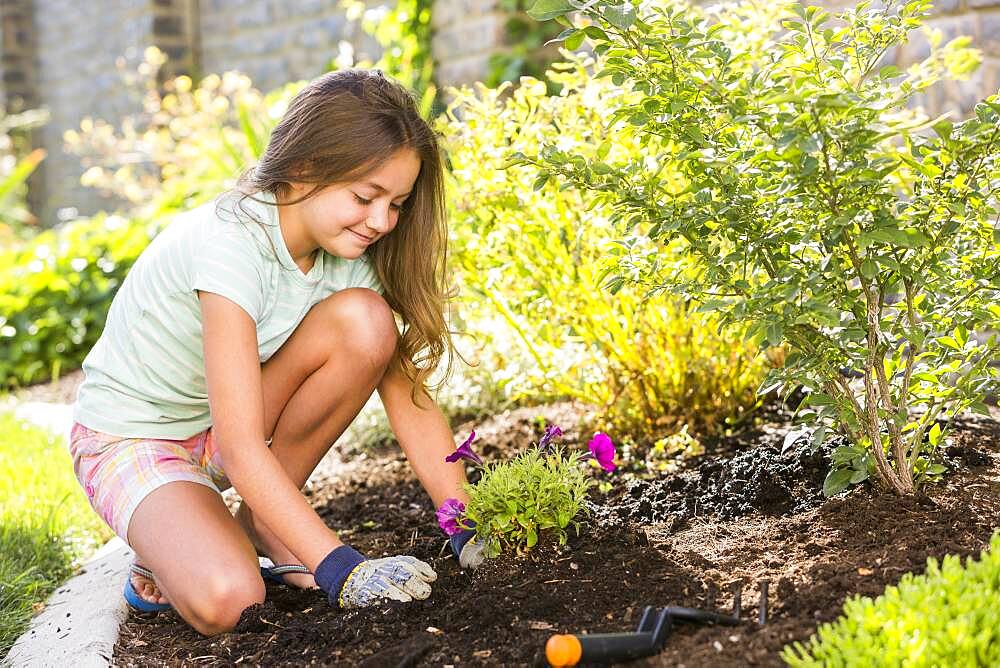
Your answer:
[70,68,483,636]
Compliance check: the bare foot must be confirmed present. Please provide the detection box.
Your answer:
[236,506,319,590]
[131,563,169,606]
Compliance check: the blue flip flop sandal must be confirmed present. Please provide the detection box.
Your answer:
[123,562,172,613]
[260,563,313,586]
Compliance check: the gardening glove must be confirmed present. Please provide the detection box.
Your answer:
[314,545,437,609]
[450,526,487,570]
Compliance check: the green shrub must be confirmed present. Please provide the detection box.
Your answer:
[526,0,999,494]
[783,533,1000,667]
[441,57,766,439]
[0,213,157,387]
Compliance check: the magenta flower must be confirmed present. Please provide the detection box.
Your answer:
[537,424,563,451]
[588,432,617,472]
[445,431,483,466]
[436,497,466,536]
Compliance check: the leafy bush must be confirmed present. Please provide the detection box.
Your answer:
[783,533,1000,666]
[526,0,999,493]
[0,214,157,387]
[441,57,766,439]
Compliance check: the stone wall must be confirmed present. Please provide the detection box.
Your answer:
[431,0,506,89]
[197,0,380,94]
[0,0,37,109]
[32,1,158,223]
[4,0,384,224]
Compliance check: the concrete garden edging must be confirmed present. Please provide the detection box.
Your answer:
[5,399,130,668]
[5,537,131,668]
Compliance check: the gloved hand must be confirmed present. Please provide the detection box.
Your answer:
[314,545,437,609]
[450,527,487,570]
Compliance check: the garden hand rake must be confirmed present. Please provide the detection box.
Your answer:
[544,579,769,666]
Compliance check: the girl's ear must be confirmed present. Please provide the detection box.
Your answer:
[286,161,314,190]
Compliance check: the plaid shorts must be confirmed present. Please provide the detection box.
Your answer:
[68,422,233,543]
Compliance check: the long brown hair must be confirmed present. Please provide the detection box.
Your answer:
[230,68,454,395]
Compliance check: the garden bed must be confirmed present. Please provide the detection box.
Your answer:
[114,402,1000,667]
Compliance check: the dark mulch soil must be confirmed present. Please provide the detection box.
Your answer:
[114,402,1000,667]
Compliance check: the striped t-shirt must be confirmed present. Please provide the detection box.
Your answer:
[73,190,383,439]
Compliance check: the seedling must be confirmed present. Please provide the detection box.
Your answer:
[438,426,616,557]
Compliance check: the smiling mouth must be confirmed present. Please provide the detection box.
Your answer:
[349,229,374,243]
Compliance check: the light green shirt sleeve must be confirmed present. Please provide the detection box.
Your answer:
[190,225,268,322]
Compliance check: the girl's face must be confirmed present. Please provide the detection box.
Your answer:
[281,148,421,265]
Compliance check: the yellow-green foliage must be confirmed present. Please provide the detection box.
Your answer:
[64,47,297,220]
[783,533,1000,667]
[0,105,48,240]
[463,447,591,557]
[0,214,157,387]
[441,55,766,437]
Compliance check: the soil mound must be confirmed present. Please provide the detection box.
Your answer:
[599,439,832,527]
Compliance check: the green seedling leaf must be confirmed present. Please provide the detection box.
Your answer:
[783,428,808,455]
[564,30,586,50]
[937,336,962,351]
[527,0,576,21]
[603,3,637,30]
[823,468,853,497]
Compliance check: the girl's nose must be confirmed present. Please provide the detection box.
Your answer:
[366,208,392,233]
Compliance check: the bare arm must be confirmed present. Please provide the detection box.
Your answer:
[377,357,470,508]
[199,290,341,571]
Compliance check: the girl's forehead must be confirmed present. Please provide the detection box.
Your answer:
[359,149,421,194]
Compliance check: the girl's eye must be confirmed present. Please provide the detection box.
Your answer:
[353,193,372,205]
[390,202,404,212]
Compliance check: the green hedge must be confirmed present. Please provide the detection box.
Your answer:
[784,533,1000,667]
[0,214,157,388]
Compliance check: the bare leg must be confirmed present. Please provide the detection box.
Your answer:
[236,288,398,588]
[129,288,397,603]
[126,481,265,635]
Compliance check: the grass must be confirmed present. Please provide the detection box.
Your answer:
[0,410,112,658]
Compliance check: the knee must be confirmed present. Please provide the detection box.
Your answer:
[185,572,265,637]
[321,288,398,369]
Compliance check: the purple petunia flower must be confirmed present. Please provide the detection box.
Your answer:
[588,432,617,472]
[537,424,563,451]
[436,497,466,536]
[445,431,483,466]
